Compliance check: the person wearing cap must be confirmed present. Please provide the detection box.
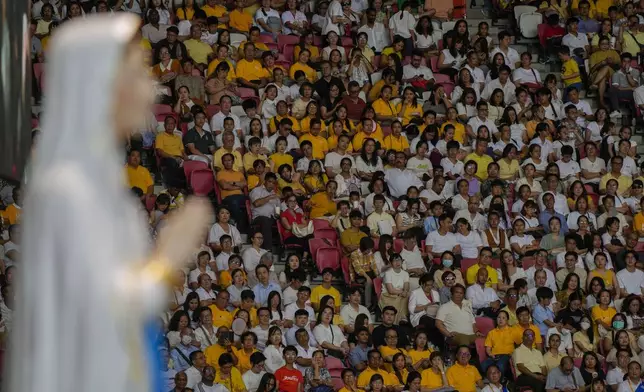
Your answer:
[242,352,267,392]
[310,268,342,311]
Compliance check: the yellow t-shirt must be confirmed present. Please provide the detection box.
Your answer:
[368,80,399,103]
[289,62,317,82]
[599,173,632,195]
[299,134,329,159]
[232,347,258,375]
[383,134,410,152]
[176,6,195,20]
[340,228,368,253]
[209,305,234,328]
[511,324,543,346]
[236,59,269,81]
[125,164,154,193]
[248,174,261,190]
[440,121,466,144]
[309,191,337,218]
[0,204,21,225]
[327,133,355,153]
[357,368,398,388]
[408,349,432,367]
[353,127,385,147]
[310,284,342,309]
[379,346,409,372]
[591,305,617,336]
[215,367,246,392]
[243,152,268,173]
[184,38,213,64]
[294,45,321,62]
[207,58,237,79]
[395,103,423,125]
[446,363,482,392]
[465,264,499,287]
[588,269,615,289]
[269,152,294,171]
[213,149,244,172]
[561,58,582,86]
[570,0,596,18]
[233,307,259,327]
[229,9,253,32]
[303,174,327,193]
[278,177,306,194]
[155,132,184,156]
[498,159,520,181]
[484,326,515,355]
[372,98,397,118]
[268,115,301,134]
[202,4,228,28]
[204,344,228,371]
[464,152,494,180]
[421,368,445,389]
[634,212,644,233]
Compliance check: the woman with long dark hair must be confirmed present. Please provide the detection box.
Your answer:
[374,234,394,276]
[437,36,466,79]
[256,373,277,392]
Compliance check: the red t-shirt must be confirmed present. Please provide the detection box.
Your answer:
[275,366,303,392]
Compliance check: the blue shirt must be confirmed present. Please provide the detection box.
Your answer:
[253,281,282,307]
[577,17,600,34]
[348,344,373,369]
[424,216,440,234]
[532,304,555,336]
[538,210,568,234]
[171,344,199,372]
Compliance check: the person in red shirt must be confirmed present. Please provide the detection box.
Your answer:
[274,346,303,392]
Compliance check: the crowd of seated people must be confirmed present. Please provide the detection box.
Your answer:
[24,0,644,392]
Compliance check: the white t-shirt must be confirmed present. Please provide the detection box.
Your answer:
[407,287,440,326]
[388,10,415,38]
[406,156,433,178]
[455,231,484,259]
[243,370,267,392]
[313,323,347,348]
[263,345,285,373]
[340,304,373,327]
[616,268,644,295]
[324,152,355,174]
[425,231,458,254]
[556,159,581,179]
[510,234,536,258]
[512,67,541,84]
[208,223,243,247]
[383,268,410,294]
[580,157,606,184]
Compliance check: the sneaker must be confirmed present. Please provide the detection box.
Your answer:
[610,110,623,119]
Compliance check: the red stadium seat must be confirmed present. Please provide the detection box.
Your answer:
[475,337,487,363]
[183,160,208,183]
[460,258,479,275]
[341,36,353,46]
[277,34,299,50]
[475,317,495,337]
[314,228,338,242]
[258,34,275,44]
[393,238,404,253]
[430,56,439,73]
[312,219,332,230]
[521,257,536,270]
[265,42,279,52]
[283,44,296,62]
[277,220,304,254]
[316,247,341,272]
[374,277,383,298]
[434,74,452,84]
[309,238,336,262]
[237,88,256,99]
[153,104,173,116]
[206,104,221,119]
[441,82,455,97]
[190,169,214,197]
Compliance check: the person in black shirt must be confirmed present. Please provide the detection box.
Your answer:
[314,61,345,102]
[154,26,187,64]
[183,111,215,163]
[372,306,411,349]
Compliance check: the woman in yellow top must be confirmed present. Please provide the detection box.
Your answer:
[303,160,328,194]
[299,101,320,135]
[420,352,449,390]
[237,26,271,59]
[390,353,410,386]
[356,32,376,64]
[176,0,198,20]
[591,289,617,339]
[573,316,597,356]
[408,331,432,371]
[309,181,338,218]
[498,145,520,182]
[294,32,321,64]
[290,49,317,83]
[543,334,567,371]
[380,36,405,70]
[483,310,515,373]
[440,107,467,144]
[372,85,398,122]
[588,252,618,293]
[588,36,620,103]
[233,330,259,374]
[538,0,569,20]
[339,369,366,392]
[383,121,410,154]
[269,137,294,172]
[567,180,597,213]
[396,87,423,126]
[354,118,385,148]
[379,329,410,372]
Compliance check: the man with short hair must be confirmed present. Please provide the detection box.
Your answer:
[340,81,367,121]
[267,118,299,153]
[249,173,280,249]
[435,284,480,346]
[274,346,304,392]
[372,306,411,348]
[384,152,424,198]
[608,52,639,119]
[357,8,389,52]
[464,138,495,180]
[211,96,243,148]
[210,290,233,328]
[465,247,499,288]
[293,328,317,373]
[538,193,569,234]
[196,366,228,392]
[285,310,318,347]
[216,353,247,392]
[284,286,315,326]
[356,350,398,389]
[253,264,281,307]
[616,250,644,297]
[513,329,548,392]
[185,350,206,389]
[314,61,345,101]
[124,150,154,195]
[555,251,588,289]
[402,50,435,89]
[310,268,342,311]
[466,268,501,315]
[600,155,633,195]
[242,352,267,392]
[545,356,584,392]
[184,24,213,71]
[155,115,188,186]
[490,31,520,69]
[481,65,516,105]
[446,346,484,392]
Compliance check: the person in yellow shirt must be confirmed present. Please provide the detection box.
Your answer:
[208,45,237,79]
[383,121,410,154]
[380,37,405,71]
[558,47,582,93]
[421,352,450,390]
[379,329,411,372]
[243,138,269,173]
[353,118,385,148]
[357,351,398,389]
[213,130,244,172]
[202,0,230,26]
[309,181,337,218]
[269,137,294,173]
[236,42,269,90]
[1,187,22,225]
[290,49,317,82]
[176,0,196,20]
[268,101,301,135]
[571,0,596,18]
[247,160,267,191]
[216,353,246,392]
[237,27,271,59]
[233,334,260,374]
[339,369,366,392]
[125,150,154,195]
[311,268,342,310]
[184,24,213,70]
[327,120,356,152]
[481,310,515,375]
[441,107,467,143]
[277,164,306,196]
[396,87,423,126]
[299,120,329,160]
[465,249,499,287]
[464,139,494,180]
[633,196,644,237]
[368,69,399,102]
[155,116,188,185]
[372,85,398,122]
[204,326,239,371]
[446,346,483,392]
[512,307,544,349]
[209,291,234,328]
[229,0,253,33]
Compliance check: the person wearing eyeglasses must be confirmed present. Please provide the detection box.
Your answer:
[512,329,548,392]
[446,346,483,392]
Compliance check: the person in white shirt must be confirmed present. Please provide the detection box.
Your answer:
[294,328,317,373]
[580,143,606,186]
[242,352,268,392]
[555,146,581,185]
[324,135,355,176]
[481,65,516,105]
[466,268,501,313]
[255,0,282,34]
[185,351,206,389]
[141,9,169,44]
[267,119,300,153]
[609,350,631,391]
[285,309,318,347]
[210,96,243,148]
[617,251,644,297]
[462,52,486,93]
[408,273,440,327]
[512,52,542,86]
[402,51,435,85]
[322,0,344,35]
[616,360,643,392]
[340,287,373,328]
[561,19,590,57]
[490,31,520,69]
[467,101,499,139]
[425,214,460,259]
[281,0,308,35]
[384,152,424,198]
[196,366,229,392]
[357,9,389,52]
[388,3,416,53]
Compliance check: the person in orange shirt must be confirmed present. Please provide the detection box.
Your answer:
[1,187,22,225]
[229,0,253,33]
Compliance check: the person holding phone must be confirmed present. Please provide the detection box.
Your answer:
[204,326,240,372]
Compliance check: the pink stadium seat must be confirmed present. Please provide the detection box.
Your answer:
[190,169,214,197]
[277,34,299,50]
[312,219,332,230]
[460,258,479,275]
[316,247,341,272]
[374,277,383,298]
[475,317,495,336]
[314,228,338,242]
[475,337,487,363]
[206,104,220,119]
[341,36,353,46]
[283,44,296,62]
[183,160,208,182]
